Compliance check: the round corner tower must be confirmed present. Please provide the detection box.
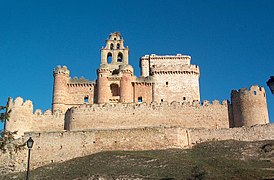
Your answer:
[120,65,134,103]
[231,85,269,127]
[52,65,70,112]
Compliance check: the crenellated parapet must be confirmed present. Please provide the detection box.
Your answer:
[5,97,65,138]
[231,85,269,127]
[67,77,95,88]
[150,64,200,75]
[53,65,70,76]
[231,85,266,96]
[141,54,191,64]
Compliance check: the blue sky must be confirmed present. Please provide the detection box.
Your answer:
[0,0,274,130]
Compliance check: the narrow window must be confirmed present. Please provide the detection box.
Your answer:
[138,97,142,102]
[110,43,114,50]
[166,82,168,87]
[107,52,112,64]
[114,38,117,40]
[117,43,120,49]
[183,97,186,100]
[110,83,119,96]
[161,99,164,102]
[254,91,257,95]
[84,96,88,103]
[117,52,123,62]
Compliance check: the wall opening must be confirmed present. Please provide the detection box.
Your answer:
[117,43,120,49]
[183,97,186,100]
[166,82,168,87]
[110,43,114,50]
[254,91,257,95]
[107,52,112,64]
[161,99,163,102]
[84,96,89,103]
[117,52,123,62]
[138,97,142,102]
[110,83,119,96]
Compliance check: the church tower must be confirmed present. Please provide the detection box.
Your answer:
[97,32,134,104]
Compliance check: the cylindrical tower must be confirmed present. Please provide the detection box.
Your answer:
[52,65,70,112]
[140,55,150,77]
[97,66,110,104]
[231,85,269,127]
[120,65,133,103]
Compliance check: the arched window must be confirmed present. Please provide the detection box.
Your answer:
[110,83,119,96]
[107,52,112,64]
[110,43,114,50]
[117,43,120,49]
[117,52,123,62]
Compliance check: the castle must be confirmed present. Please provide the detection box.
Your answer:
[5,32,269,136]
[1,32,272,173]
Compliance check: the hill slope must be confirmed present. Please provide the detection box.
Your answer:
[1,140,273,180]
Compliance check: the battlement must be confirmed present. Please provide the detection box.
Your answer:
[67,77,95,88]
[141,54,191,60]
[53,65,70,75]
[7,97,33,113]
[69,99,228,112]
[231,85,266,96]
[7,97,64,116]
[5,97,65,137]
[150,64,200,75]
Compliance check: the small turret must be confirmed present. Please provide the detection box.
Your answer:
[52,65,70,112]
[231,85,269,127]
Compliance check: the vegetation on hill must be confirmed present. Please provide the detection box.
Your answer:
[1,140,273,180]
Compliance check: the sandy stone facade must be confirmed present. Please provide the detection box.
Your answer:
[1,32,272,173]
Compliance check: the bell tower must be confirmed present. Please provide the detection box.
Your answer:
[100,32,129,66]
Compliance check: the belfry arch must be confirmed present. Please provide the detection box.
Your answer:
[117,52,123,62]
[107,52,112,64]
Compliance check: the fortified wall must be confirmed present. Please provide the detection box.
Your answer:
[65,100,231,131]
[1,124,273,173]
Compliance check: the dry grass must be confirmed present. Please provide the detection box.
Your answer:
[1,140,273,180]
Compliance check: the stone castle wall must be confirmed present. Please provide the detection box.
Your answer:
[65,100,231,131]
[5,97,64,138]
[1,124,273,174]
